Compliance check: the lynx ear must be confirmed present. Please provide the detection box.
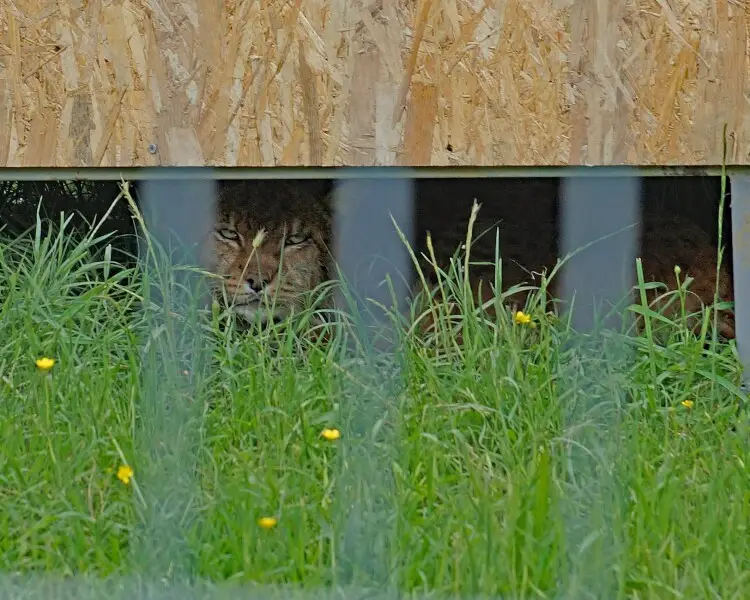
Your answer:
[215,181,239,215]
[319,189,336,218]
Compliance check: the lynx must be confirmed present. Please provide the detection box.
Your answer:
[202,180,734,339]
[628,210,734,338]
[199,180,333,325]
[413,187,734,339]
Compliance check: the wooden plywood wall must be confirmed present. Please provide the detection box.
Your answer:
[0,0,748,168]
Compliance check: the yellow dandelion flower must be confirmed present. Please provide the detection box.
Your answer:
[117,464,134,485]
[514,311,532,326]
[681,400,694,409]
[258,516,278,529]
[321,428,341,441]
[35,357,55,371]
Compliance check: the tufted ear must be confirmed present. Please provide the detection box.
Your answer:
[214,181,241,216]
[316,191,333,223]
[316,182,335,210]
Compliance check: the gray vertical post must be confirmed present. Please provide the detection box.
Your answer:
[730,176,750,389]
[331,173,415,594]
[333,174,416,346]
[558,174,640,599]
[133,174,217,584]
[560,175,640,333]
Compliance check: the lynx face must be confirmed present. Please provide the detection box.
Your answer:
[200,181,332,324]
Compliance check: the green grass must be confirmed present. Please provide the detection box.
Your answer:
[0,195,748,600]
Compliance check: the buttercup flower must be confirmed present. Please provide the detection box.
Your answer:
[258,516,278,529]
[514,311,532,326]
[681,400,694,409]
[35,357,55,371]
[117,465,134,485]
[321,428,341,441]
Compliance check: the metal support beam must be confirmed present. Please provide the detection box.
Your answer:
[133,176,217,583]
[558,174,641,598]
[560,176,641,332]
[2,165,749,182]
[730,176,750,388]
[331,173,415,592]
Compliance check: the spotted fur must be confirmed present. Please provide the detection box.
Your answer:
[200,180,734,339]
[415,189,734,339]
[199,181,333,324]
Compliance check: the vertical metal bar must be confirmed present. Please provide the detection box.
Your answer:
[332,174,416,343]
[132,175,217,583]
[558,174,640,598]
[560,176,640,332]
[331,172,415,593]
[730,176,750,388]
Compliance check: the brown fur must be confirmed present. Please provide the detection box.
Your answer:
[201,179,734,340]
[635,211,734,338]
[198,181,333,324]
[414,196,734,340]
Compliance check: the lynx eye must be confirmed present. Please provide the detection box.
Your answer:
[285,232,309,246]
[217,227,240,242]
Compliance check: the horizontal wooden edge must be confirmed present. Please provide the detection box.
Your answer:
[1,165,748,182]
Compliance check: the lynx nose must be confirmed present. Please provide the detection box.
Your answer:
[245,276,269,294]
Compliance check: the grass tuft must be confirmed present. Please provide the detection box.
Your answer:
[0,184,747,598]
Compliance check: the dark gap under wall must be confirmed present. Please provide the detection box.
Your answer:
[0,176,733,279]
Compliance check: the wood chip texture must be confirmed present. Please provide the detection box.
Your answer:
[0,0,747,167]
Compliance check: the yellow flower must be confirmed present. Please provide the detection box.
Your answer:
[117,465,134,485]
[681,400,694,409]
[258,516,277,529]
[321,428,341,441]
[35,357,55,371]
[514,311,532,326]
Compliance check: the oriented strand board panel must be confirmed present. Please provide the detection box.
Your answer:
[0,0,748,168]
